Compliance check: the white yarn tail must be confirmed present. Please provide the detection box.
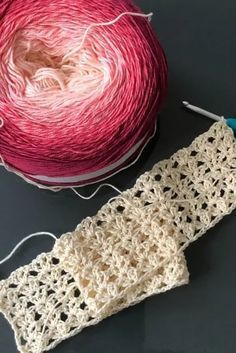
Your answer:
[63,11,153,61]
[0,120,157,194]
[71,183,122,199]
[0,232,57,265]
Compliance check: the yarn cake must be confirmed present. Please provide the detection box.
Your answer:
[0,0,167,187]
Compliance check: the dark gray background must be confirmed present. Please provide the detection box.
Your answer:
[0,0,236,352]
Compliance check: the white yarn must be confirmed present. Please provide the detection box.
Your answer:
[63,12,153,61]
[0,118,157,196]
[0,232,57,265]
[71,183,122,199]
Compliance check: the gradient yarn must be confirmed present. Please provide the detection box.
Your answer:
[0,0,167,187]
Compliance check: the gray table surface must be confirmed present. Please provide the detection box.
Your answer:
[0,0,236,352]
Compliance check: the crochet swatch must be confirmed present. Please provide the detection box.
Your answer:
[0,122,235,353]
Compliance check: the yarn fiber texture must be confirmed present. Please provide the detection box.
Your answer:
[1,122,236,353]
[0,0,167,186]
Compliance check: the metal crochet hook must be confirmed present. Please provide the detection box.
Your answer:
[183,101,236,133]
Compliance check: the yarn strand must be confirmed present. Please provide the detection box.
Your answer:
[63,11,154,60]
[0,0,167,188]
[0,119,157,195]
[71,184,122,199]
[0,232,57,265]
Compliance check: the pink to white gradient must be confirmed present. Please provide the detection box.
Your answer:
[0,0,167,186]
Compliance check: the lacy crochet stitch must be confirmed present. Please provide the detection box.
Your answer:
[0,121,236,353]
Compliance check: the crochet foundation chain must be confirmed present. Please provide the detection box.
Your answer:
[0,0,167,188]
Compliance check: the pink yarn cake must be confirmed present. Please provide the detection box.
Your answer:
[0,0,167,187]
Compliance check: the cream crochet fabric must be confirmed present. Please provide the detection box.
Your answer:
[0,121,236,353]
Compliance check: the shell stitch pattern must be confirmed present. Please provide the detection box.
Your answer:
[1,122,236,353]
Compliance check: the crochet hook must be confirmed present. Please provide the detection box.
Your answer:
[183,101,236,133]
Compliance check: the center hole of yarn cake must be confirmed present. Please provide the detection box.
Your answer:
[13,36,110,98]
